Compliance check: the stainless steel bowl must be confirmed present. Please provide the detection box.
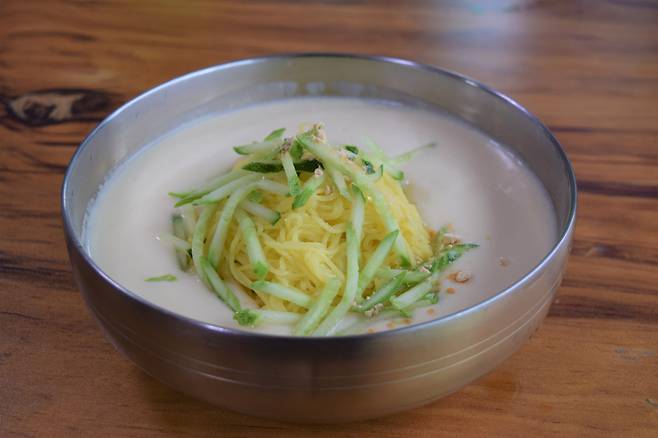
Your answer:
[62,54,576,422]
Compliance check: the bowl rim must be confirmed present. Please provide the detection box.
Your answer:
[61,52,577,342]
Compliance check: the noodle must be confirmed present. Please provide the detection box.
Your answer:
[218,171,432,313]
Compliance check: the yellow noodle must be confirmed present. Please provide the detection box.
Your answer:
[219,172,431,313]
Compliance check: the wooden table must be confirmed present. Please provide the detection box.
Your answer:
[1,1,657,436]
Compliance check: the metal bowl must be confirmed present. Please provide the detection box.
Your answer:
[62,54,576,422]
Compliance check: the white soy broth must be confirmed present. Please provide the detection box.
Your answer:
[85,97,557,335]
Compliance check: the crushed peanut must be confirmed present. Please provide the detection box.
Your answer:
[311,123,327,143]
[280,137,293,152]
[448,271,471,283]
[454,271,472,283]
[499,256,510,267]
[443,233,461,245]
[446,287,456,294]
[364,303,384,318]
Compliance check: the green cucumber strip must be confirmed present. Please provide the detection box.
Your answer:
[390,244,477,310]
[389,278,434,311]
[173,169,249,207]
[235,208,269,279]
[255,179,289,196]
[242,161,282,173]
[355,272,406,313]
[292,172,325,209]
[363,138,389,161]
[180,205,197,238]
[234,308,301,327]
[247,190,263,202]
[192,174,260,205]
[145,274,177,282]
[191,205,217,279]
[360,139,404,181]
[337,297,436,336]
[297,134,412,266]
[327,165,350,198]
[377,267,430,284]
[391,142,436,165]
[234,138,282,155]
[313,224,359,336]
[164,217,191,271]
[264,127,286,141]
[242,159,322,173]
[251,280,312,308]
[351,184,365,244]
[199,256,241,312]
[281,150,301,196]
[430,243,478,273]
[171,215,188,241]
[240,200,280,225]
[293,277,341,336]
[207,182,257,268]
[159,232,191,252]
[172,214,186,240]
[356,229,399,300]
[289,139,304,160]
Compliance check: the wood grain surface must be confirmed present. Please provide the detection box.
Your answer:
[1,0,657,436]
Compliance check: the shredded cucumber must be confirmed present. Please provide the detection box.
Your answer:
[235,208,269,279]
[297,134,413,266]
[207,183,257,267]
[351,185,365,244]
[255,179,289,196]
[251,280,312,308]
[159,232,191,252]
[313,224,359,336]
[234,308,301,327]
[355,272,406,313]
[145,274,177,282]
[233,127,285,155]
[240,200,280,225]
[199,256,241,312]
[292,172,325,209]
[243,159,321,174]
[327,165,350,198]
[180,205,197,238]
[391,244,477,310]
[173,169,249,207]
[193,174,260,205]
[356,229,399,300]
[294,277,341,336]
[281,150,301,196]
[191,205,217,280]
